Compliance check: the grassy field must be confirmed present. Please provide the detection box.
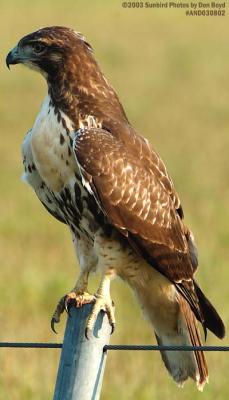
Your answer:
[0,0,229,398]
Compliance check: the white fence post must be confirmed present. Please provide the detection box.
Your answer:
[53,304,111,400]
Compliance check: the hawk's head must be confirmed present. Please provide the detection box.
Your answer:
[6,26,126,123]
[6,26,93,79]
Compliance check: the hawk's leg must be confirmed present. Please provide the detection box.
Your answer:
[51,270,95,333]
[85,272,115,339]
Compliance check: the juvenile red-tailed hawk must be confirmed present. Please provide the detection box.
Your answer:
[6,26,225,389]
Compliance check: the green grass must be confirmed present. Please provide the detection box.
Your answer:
[0,1,229,398]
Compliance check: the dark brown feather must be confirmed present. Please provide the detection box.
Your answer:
[194,280,225,339]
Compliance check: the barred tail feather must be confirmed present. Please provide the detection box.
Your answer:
[180,296,208,390]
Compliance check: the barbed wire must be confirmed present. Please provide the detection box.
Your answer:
[104,344,229,352]
[0,342,62,348]
[0,342,229,351]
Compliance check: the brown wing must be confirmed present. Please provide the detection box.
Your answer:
[73,126,197,283]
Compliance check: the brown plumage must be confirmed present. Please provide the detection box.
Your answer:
[6,26,225,390]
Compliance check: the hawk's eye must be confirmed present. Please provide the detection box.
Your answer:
[32,43,46,54]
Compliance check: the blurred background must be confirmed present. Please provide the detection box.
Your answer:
[0,0,228,399]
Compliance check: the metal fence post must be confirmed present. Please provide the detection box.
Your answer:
[53,304,111,400]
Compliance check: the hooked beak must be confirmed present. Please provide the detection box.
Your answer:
[6,46,20,70]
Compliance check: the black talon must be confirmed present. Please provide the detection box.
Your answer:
[64,297,70,314]
[85,327,93,340]
[51,318,58,334]
[85,327,89,340]
[111,323,115,335]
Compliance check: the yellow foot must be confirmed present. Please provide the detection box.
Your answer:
[51,291,95,333]
[85,294,115,339]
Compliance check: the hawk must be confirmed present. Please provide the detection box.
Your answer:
[6,26,225,389]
